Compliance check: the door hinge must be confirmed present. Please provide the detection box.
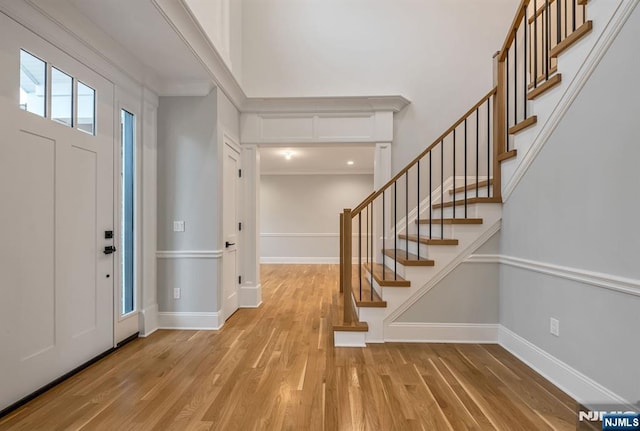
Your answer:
[238,222,242,231]
[238,169,242,178]
[238,275,242,285]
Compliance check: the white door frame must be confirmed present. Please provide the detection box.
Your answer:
[113,88,142,344]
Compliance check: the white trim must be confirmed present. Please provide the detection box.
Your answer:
[261,170,374,176]
[465,254,502,264]
[503,0,639,200]
[261,232,369,238]
[156,250,223,259]
[467,254,640,297]
[385,323,499,343]
[157,311,222,330]
[333,331,367,348]
[140,303,159,337]
[243,95,410,114]
[498,326,629,405]
[239,284,262,308]
[261,257,340,264]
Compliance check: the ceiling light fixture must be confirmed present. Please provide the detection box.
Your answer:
[347,160,355,165]
[284,151,293,160]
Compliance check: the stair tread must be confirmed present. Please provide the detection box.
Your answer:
[398,234,459,246]
[432,196,500,209]
[448,179,493,195]
[363,263,410,287]
[416,218,483,225]
[331,290,369,332]
[352,269,387,307]
[382,249,435,266]
[528,73,562,100]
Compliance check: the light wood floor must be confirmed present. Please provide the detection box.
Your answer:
[0,264,583,430]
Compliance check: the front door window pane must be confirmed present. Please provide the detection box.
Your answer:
[19,50,46,117]
[77,82,95,135]
[51,67,73,127]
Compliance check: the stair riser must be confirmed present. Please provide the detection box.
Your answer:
[429,203,485,219]
[412,222,485,238]
[445,185,493,202]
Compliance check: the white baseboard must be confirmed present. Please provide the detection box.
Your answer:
[385,322,499,343]
[498,326,629,405]
[260,257,368,264]
[239,284,262,308]
[157,311,223,330]
[139,303,159,337]
[334,331,367,347]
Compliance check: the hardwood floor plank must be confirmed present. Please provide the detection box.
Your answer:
[0,264,580,430]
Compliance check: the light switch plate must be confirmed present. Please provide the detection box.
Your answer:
[173,221,185,232]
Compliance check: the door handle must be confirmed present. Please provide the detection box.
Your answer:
[103,245,117,255]
[225,241,236,248]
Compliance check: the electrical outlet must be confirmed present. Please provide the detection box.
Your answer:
[173,221,185,232]
[173,288,181,299]
[550,318,560,337]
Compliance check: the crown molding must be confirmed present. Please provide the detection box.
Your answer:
[242,95,411,114]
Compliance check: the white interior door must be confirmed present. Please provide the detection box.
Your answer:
[222,142,241,321]
[0,13,114,409]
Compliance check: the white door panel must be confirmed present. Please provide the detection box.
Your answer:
[0,13,114,409]
[223,142,240,321]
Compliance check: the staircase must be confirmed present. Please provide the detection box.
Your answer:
[333,0,620,346]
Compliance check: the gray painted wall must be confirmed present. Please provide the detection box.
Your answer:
[500,4,640,403]
[157,91,219,312]
[397,232,500,324]
[260,174,374,261]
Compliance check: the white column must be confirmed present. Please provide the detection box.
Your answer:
[140,87,159,336]
[239,144,262,308]
[373,142,392,263]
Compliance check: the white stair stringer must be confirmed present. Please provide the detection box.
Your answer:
[371,203,502,343]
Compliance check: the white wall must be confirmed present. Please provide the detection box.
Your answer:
[500,3,640,405]
[242,0,518,172]
[261,174,373,263]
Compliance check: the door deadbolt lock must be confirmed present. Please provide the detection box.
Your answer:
[103,245,117,255]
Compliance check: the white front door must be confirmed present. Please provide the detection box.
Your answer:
[0,13,114,409]
[222,142,241,321]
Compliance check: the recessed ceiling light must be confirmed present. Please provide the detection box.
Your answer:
[347,160,355,165]
[284,151,293,160]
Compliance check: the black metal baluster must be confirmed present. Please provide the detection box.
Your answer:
[572,0,576,32]
[429,152,432,239]
[405,172,409,260]
[440,141,444,239]
[487,97,491,197]
[370,202,373,299]
[514,27,518,126]
[358,212,362,301]
[524,12,528,118]
[453,129,456,219]
[557,0,562,46]
[476,107,479,198]
[382,191,385,281]
[582,3,586,26]
[417,160,421,260]
[394,181,397,280]
[366,204,369,267]
[545,0,550,80]
[464,119,468,218]
[565,0,568,40]
[506,51,510,151]
[534,0,538,89]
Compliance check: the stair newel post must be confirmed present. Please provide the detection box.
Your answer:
[342,208,353,324]
[339,212,344,293]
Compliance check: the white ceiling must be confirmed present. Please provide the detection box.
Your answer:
[260,145,375,175]
[66,0,211,91]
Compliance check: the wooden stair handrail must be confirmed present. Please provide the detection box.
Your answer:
[498,0,531,62]
[351,86,497,216]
